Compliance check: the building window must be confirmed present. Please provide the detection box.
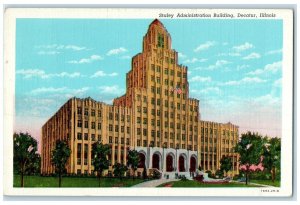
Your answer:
[98,123,101,130]
[109,136,113,144]
[143,107,147,113]
[156,77,161,84]
[151,130,155,137]
[143,140,147,147]
[77,120,82,128]
[151,109,155,115]
[84,133,88,141]
[77,133,82,140]
[165,89,169,96]
[115,137,118,144]
[137,140,141,146]
[157,110,160,116]
[137,106,141,113]
[182,134,186,140]
[157,120,160,127]
[77,143,81,165]
[143,118,148,125]
[137,128,141,135]
[151,64,155,71]
[98,135,101,141]
[170,70,174,76]
[157,131,160,138]
[143,129,147,136]
[77,107,82,115]
[126,138,130,145]
[151,119,155,126]
[121,126,124,133]
[121,138,124,144]
[91,109,95,116]
[151,86,155,93]
[157,87,161,94]
[115,125,119,132]
[177,103,180,110]
[84,108,88,116]
[109,124,113,131]
[164,68,169,75]
[127,115,130,122]
[109,113,113,120]
[157,99,160,106]
[127,127,130,134]
[91,134,95,141]
[182,144,185,149]
[137,117,141,123]
[91,122,95,129]
[151,98,155,105]
[84,121,88,128]
[164,111,168,118]
[98,110,102,117]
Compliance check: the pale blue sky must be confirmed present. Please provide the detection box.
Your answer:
[15,19,283,142]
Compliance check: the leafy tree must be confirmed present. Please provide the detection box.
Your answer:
[262,137,281,183]
[234,131,265,185]
[215,169,224,178]
[127,150,139,180]
[25,153,41,175]
[91,141,110,186]
[51,140,71,187]
[13,132,39,187]
[113,163,128,181]
[220,156,232,176]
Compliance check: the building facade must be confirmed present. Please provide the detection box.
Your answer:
[41,19,239,177]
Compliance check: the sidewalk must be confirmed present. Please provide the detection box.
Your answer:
[132,178,180,187]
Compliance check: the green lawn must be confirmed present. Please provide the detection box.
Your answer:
[157,180,262,187]
[14,175,146,187]
[249,179,280,187]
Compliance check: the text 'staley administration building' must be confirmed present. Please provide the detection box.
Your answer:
[41,19,239,178]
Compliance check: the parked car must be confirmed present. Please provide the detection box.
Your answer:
[237,177,246,182]
[223,176,232,181]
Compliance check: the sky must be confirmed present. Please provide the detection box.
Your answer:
[15,18,283,146]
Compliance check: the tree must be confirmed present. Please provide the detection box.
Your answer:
[262,137,281,183]
[51,140,71,187]
[25,153,41,175]
[220,156,232,176]
[91,141,110,186]
[234,131,265,185]
[113,163,128,181]
[127,150,139,180]
[13,132,38,187]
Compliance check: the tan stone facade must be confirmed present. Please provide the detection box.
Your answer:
[41,19,239,176]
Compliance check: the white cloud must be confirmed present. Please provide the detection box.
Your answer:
[90,70,118,78]
[30,87,67,94]
[273,78,282,87]
[16,69,82,79]
[178,52,187,58]
[232,42,254,52]
[266,49,282,55]
[184,58,207,64]
[222,42,229,46]
[120,55,131,59]
[243,52,261,60]
[195,60,231,71]
[236,64,250,71]
[68,55,103,64]
[107,47,128,56]
[194,41,216,52]
[190,76,212,83]
[99,85,123,95]
[247,61,282,76]
[223,77,267,86]
[37,51,60,55]
[36,44,88,51]
[191,87,221,94]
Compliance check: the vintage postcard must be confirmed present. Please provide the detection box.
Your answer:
[3,8,293,197]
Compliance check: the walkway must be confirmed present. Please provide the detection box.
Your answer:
[132,178,180,187]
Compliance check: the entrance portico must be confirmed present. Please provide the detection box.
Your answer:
[135,146,198,177]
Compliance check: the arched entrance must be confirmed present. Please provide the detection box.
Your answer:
[179,155,185,172]
[190,156,196,172]
[138,153,146,168]
[166,154,173,172]
[152,153,160,169]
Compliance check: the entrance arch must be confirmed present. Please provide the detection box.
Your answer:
[190,156,196,172]
[138,153,146,168]
[179,155,186,172]
[152,153,160,169]
[166,154,174,172]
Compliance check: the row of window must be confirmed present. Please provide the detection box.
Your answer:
[108,136,130,145]
[150,64,185,78]
[76,133,100,141]
[108,125,130,134]
[77,120,101,129]
[77,107,101,117]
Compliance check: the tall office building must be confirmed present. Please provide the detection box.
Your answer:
[41,19,239,177]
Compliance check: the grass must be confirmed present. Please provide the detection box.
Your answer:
[249,179,280,187]
[14,175,146,187]
[157,180,262,187]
